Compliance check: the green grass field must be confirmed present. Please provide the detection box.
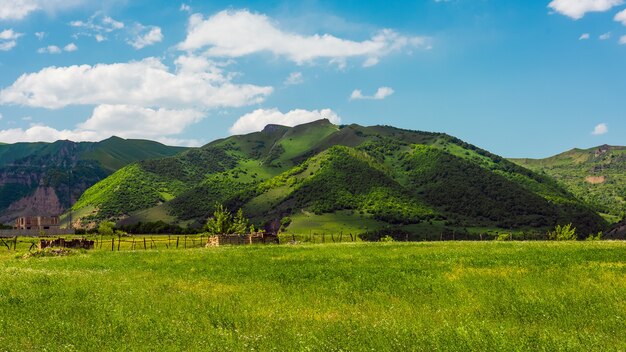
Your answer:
[1,242,626,350]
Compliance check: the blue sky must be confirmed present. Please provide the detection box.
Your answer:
[0,0,625,158]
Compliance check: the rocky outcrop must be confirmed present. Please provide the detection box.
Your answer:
[605,219,626,240]
[0,186,63,223]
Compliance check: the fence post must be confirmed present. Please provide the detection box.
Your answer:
[117,235,121,251]
[143,237,147,250]
[14,236,18,251]
[323,233,325,243]
[1,238,9,251]
[184,236,187,249]
[176,236,179,249]
[111,238,114,251]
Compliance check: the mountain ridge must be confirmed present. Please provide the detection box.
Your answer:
[71,119,606,237]
[0,137,188,224]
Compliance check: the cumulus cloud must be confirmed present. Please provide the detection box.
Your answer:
[592,123,608,135]
[0,0,87,21]
[34,31,45,40]
[37,45,61,54]
[620,35,626,44]
[70,13,125,42]
[178,9,429,67]
[599,32,612,40]
[548,0,624,20]
[180,4,191,13]
[0,55,273,144]
[284,72,304,85]
[615,8,626,25]
[0,28,22,51]
[350,87,394,100]
[0,57,272,109]
[579,33,590,40]
[64,42,78,52]
[0,105,205,145]
[37,43,78,54]
[230,108,341,135]
[77,104,204,139]
[128,25,163,49]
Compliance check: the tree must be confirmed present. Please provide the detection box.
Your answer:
[205,204,232,235]
[280,216,292,232]
[231,208,248,235]
[98,221,115,237]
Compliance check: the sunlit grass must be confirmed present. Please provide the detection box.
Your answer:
[1,241,626,350]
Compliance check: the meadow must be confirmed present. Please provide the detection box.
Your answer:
[1,241,626,351]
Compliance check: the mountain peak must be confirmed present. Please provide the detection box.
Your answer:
[261,124,288,134]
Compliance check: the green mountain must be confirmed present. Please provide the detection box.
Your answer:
[0,137,187,224]
[511,145,626,224]
[72,120,606,237]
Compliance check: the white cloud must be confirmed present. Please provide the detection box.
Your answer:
[284,72,304,85]
[37,45,61,54]
[0,0,39,20]
[0,105,205,146]
[592,123,608,135]
[230,108,341,135]
[64,42,78,52]
[70,13,125,42]
[180,4,191,13]
[34,31,45,40]
[579,33,590,40]
[620,35,626,44]
[615,9,626,25]
[350,87,394,100]
[0,28,22,51]
[0,112,3,120]
[0,0,86,21]
[37,43,78,54]
[128,26,163,49]
[78,104,204,139]
[178,10,429,67]
[102,15,124,30]
[548,0,624,19]
[0,56,272,110]
[599,32,611,40]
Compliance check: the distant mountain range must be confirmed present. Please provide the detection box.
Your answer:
[512,145,626,224]
[65,119,608,237]
[0,137,186,223]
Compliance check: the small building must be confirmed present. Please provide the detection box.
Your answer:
[206,232,279,246]
[14,216,60,231]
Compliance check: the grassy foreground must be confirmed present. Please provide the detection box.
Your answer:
[1,242,626,351]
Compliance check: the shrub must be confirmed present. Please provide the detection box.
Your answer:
[496,233,511,241]
[379,235,394,242]
[98,221,115,237]
[548,223,577,241]
[586,232,603,241]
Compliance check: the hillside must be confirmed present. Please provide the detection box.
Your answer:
[511,145,626,224]
[71,120,605,237]
[0,137,187,224]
